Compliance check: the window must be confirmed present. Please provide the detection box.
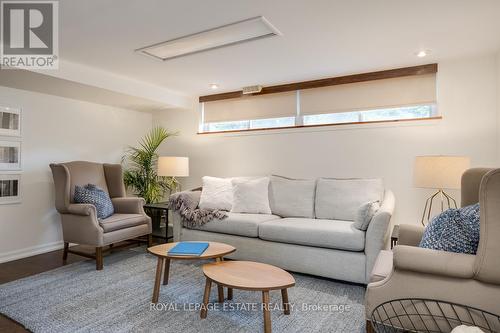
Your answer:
[199,67,438,133]
[304,105,436,126]
[202,104,436,133]
[360,105,434,121]
[204,116,296,132]
[250,117,295,129]
[303,111,359,126]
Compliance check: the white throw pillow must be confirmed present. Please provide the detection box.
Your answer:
[231,177,272,214]
[450,325,485,333]
[353,201,380,230]
[199,176,233,211]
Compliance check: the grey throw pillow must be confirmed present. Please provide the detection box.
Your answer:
[315,178,384,221]
[353,201,380,230]
[74,184,114,219]
[269,175,316,218]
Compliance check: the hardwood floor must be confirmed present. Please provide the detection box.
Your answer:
[0,242,143,332]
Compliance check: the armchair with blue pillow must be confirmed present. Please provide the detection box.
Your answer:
[365,168,500,332]
[50,161,152,270]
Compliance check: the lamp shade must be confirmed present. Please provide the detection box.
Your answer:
[157,156,189,177]
[414,155,470,190]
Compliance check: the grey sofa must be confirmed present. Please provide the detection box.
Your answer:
[173,177,395,284]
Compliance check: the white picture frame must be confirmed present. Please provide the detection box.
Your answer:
[0,173,21,204]
[0,106,21,137]
[0,141,21,170]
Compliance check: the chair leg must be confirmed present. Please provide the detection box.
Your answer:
[96,247,103,270]
[147,234,153,247]
[366,320,375,333]
[62,242,69,261]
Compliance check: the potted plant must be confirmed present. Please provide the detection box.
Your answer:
[122,126,176,204]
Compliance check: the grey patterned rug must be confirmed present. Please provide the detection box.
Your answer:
[0,248,366,333]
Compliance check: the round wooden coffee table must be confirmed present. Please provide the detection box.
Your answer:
[201,261,295,333]
[147,242,236,303]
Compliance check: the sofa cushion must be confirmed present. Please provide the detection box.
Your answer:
[269,175,316,218]
[258,218,365,251]
[99,214,147,232]
[190,213,280,238]
[315,178,384,221]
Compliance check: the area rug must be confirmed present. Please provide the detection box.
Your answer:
[0,248,366,333]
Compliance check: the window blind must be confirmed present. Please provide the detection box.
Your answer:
[300,74,436,115]
[203,91,296,123]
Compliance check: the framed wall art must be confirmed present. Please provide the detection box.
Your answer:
[0,173,21,204]
[0,106,21,137]
[0,141,21,170]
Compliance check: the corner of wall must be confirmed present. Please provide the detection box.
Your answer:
[497,50,500,165]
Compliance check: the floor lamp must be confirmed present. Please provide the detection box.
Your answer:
[414,155,470,226]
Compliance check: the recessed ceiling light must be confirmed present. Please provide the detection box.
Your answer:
[416,50,430,58]
[136,16,282,61]
[209,83,219,90]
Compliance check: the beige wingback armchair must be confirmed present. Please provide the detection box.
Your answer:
[50,161,152,270]
[365,168,500,332]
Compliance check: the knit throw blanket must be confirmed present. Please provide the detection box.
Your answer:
[168,191,227,228]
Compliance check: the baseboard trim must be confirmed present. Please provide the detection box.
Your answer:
[0,241,65,264]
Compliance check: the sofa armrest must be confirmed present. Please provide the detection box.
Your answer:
[394,245,475,278]
[172,211,183,242]
[365,189,395,283]
[111,197,146,214]
[67,203,97,216]
[398,224,425,246]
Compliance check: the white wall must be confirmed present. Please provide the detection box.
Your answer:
[0,86,152,263]
[153,54,499,229]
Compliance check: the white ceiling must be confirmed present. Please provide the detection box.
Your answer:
[58,0,500,97]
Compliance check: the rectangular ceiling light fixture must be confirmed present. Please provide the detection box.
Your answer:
[136,16,281,61]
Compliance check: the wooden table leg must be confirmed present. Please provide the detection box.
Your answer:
[281,288,290,315]
[163,258,170,285]
[152,257,164,303]
[262,291,272,333]
[214,257,224,301]
[201,278,212,319]
[217,284,224,302]
[227,288,233,300]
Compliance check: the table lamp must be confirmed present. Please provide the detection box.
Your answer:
[414,155,470,225]
[157,156,189,192]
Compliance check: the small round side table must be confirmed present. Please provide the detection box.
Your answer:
[147,242,236,303]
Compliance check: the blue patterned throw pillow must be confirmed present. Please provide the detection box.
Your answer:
[419,203,480,254]
[74,184,114,219]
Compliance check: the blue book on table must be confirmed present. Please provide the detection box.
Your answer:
[168,242,209,256]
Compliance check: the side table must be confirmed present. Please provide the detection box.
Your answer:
[144,202,172,243]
